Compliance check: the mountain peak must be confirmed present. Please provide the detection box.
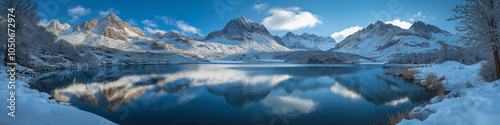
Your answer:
[72,13,147,40]
[100,12,122,22]
[375,20,385,25]
[189,33,204,41]
[233,16,253,25]
[47,20,71,34]
[409,21,449,34]
[279,32,337,51]
[225,16,260,29]
[48,20,61,26]
[152,32,164,39]
[206,16,272,41]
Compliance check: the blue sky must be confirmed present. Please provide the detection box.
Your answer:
[37,0,466,41]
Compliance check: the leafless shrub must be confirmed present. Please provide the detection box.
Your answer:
[479,59,497,82]
[425,73,445,95]
[451,84,463,97]
[400,67,419,79]
[388,110,413,125]
[465,80,474,88]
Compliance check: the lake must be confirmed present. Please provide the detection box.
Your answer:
[30,64,434,125]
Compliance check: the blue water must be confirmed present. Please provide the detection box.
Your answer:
[31,64,434,125]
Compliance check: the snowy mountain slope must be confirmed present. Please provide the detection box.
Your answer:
[58,13,152,51]
[204,16,292,52]
[59,16,291,59]
[131,16,292,58]
[189,33,204,41]
[276,31,337,51]
[332,21,465,61]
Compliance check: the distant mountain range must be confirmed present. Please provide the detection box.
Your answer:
[332,21,464,60]
[46,13,466,60]
[275,31,337,51]
[46,21,71,35]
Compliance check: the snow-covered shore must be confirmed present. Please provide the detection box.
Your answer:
[0,65,117,125]
[399,61,500,124]
[2,59,496,125]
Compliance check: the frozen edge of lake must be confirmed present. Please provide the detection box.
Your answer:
[0,65,117,125]
[399,61,500,125]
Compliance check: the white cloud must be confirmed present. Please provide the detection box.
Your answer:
[170,29,180,33]
[253,3,268,12]
[385,19,412,29]
[144,27,167,34]
[157,16,175,25]
[330,26,363,42]
[68,5,91,16]
[407,12,431,22]
[330,83,361,100]
[69,16,80,22]
[99,8,120,17]
[141,19,158,27]
[127,19,137,26]
[262,7,322,31]
[154,15,200,35]
[67,5,90,22]
[176,20,200,34]
[39,19,59,26]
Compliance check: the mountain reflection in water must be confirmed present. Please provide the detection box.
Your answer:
[31,64,434,125]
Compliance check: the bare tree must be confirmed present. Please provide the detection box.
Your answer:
[0,0,38,22]
[448,0,500,79]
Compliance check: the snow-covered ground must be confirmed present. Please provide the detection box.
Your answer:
[0,65,117,125]
[399,61,500,125]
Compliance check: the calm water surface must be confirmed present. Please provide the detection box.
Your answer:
[31,64,434,125]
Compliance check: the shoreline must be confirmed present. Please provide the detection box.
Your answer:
[3,61,484,125]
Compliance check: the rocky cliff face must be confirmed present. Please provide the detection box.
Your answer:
[73,19,98,33]
[73,13,147,40]
[46,20,71,35]
[206,16,273,41]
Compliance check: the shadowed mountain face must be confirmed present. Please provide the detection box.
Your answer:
[206,16,273,41]
[31,64,434,125]
[276,31,337,51]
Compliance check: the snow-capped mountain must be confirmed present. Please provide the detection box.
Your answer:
[58,13,152,49]
[332,21,464,60]
[204,16,291,52]
[189,33,204,41]
[206,16,272,41]
[72,13,147,41]
[58,16,291,59]
[46,20,71,35]
[276,31,337,51]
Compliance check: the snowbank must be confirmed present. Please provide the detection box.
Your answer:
[399,61,500,125]
[0,65,116,125]
[412,61,483,89]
